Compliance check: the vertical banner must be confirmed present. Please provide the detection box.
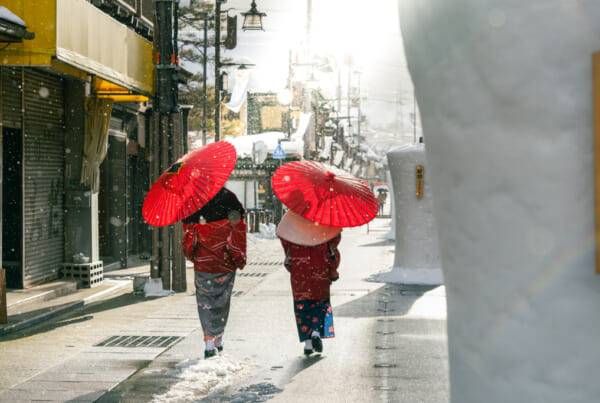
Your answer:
[224,69,251,113]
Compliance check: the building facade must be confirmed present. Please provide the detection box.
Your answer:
[1,0,154,288]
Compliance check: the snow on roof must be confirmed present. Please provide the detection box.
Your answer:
[224,112,311,159]
[0,7,25,26]
[189,111,312,159]
[225,132,284,158]
[224,132,304,159]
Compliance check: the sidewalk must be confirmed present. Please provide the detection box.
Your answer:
[1,257,150,337]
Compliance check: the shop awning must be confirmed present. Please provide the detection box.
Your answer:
[93,78,149,103]
[1,0,154,96]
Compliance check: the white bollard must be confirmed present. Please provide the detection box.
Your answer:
[386,143,442,285]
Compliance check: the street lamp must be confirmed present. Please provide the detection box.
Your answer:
[241,0,266,31]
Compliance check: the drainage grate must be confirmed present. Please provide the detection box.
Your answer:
[238,272,267,277]
[247,261,283,266]
[94,335,182,348]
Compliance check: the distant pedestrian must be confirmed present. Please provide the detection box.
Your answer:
[277,210,342,356]
[377,191,387,215]
[182,187,247,358]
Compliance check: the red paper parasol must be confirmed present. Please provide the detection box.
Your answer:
[143,141,237,226]
[272,161,379,228]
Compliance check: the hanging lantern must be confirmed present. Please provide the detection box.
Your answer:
[241,1,266,31]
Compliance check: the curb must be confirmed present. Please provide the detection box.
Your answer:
[6,282,78,309]
[0,280,132,337]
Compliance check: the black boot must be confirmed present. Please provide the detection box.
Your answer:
[311,336,323,353]
[304,348,313,356]
[205,349,216,359]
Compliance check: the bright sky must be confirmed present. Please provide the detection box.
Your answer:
[184,0,415,132]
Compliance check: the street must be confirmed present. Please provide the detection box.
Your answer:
[0,218,448,402]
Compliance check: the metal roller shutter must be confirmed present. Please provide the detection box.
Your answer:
[22,69,65,287]
[1,67,23,129]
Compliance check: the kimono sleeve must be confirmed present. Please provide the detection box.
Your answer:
[227,220,247,269]
[181,224,197,261]
[327,234,342,271]
[280,239,293,272]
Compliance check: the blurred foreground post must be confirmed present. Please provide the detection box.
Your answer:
[0,268,7,324]
[152,0,186,292]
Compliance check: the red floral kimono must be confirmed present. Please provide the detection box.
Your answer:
[280,234,341,341]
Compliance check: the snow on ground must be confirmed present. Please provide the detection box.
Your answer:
[247,223,278,246]
[144,278,176,297]
[150,355,255,403]
[370,267,444,285]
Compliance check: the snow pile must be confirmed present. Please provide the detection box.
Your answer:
[228,382,283,402]
[371,267,443,286]
[257,223,277,239]
[247,223,278,243]
[144,278,175,297]
[150,355,251,402]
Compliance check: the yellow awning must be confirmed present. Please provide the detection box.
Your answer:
[93,78,150,103]
[1,0,154,96]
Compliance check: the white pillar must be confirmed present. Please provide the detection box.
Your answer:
[386,143,442,284]
[397,1,600,402]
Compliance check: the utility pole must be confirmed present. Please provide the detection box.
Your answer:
[152,0,186,292]
[337,67,342,146]
[214,0,222,142]
[202,11,208,145]
[357,70,361,148]
[287,50,292,138]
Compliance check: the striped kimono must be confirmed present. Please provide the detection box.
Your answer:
[182,218,247,340]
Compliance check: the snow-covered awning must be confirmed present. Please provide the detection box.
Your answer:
[0,6,34,42]
[0,6,25,26]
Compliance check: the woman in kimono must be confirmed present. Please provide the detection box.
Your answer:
[182,187,247,358]
[277,210,342,356]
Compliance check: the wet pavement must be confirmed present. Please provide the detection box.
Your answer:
[0,218,448,402]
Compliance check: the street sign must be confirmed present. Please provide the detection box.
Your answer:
[273,144,286,159]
